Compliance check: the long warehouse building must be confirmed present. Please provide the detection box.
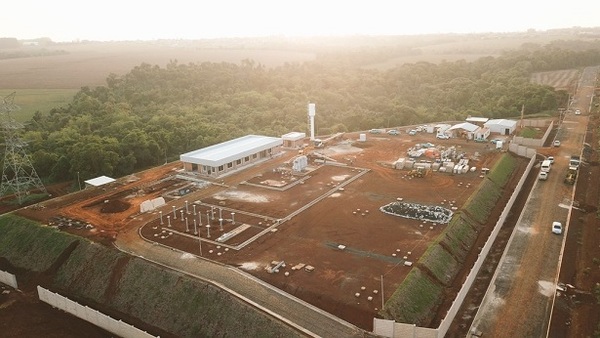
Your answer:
[180,135,283,178]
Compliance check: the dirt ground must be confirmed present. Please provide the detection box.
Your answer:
[549,115,600,337]
[6,129,520,334]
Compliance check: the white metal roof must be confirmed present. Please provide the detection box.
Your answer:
[484,119,517,128]
[180,135,282,167]
[84,175,116,187]
[448,122,480,132]
[282,132,306,141]
[465,117,489,123]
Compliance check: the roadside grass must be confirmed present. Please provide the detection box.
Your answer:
[463,179,502,224]
[419,243,459,286]
[518,126,543,138]
[53,240,127,302]
[0,89,77,122]
[111,258,302,337]
[0,216,302,337]
[487,153,518,187]
[380,268,443,325]
[441,213,478,262]
[0,213,77,271]
[0,193,49,206]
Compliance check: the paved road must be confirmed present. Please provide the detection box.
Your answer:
[469,67,596,337]
[115,215,365,338]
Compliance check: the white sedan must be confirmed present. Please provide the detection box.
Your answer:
[552,221,563,235]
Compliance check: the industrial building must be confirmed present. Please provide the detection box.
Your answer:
[447,122,481,140]
[180,135,283,178]
[484,119,517,135]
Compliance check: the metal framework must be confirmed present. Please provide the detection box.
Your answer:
[0,92,47,204]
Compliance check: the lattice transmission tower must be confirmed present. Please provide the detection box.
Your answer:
[0,92,47,204]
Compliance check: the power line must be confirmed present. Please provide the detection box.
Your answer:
[0,92,47,204]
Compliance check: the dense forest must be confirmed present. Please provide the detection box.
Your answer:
[14,42,600,183]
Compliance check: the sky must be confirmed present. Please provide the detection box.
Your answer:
[2,1,599,42]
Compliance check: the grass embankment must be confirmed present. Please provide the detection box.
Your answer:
[0,214,303,337]
[380,153,518,326]
[0,213,78,271]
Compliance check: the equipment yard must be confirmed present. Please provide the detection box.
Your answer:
[15,128,521,331]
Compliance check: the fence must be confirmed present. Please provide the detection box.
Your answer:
[37,286,158,338]
[512,120,554,148]
[0,270,18,289]
[374,149,537,337]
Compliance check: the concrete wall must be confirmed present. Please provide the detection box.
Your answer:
[508,143,537,158]
[374,151,537,338]
[512,120,554,148]
[0,270,18,289]
[37,286,157,338]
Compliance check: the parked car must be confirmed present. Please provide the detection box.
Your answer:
[547,156,554,164]
[575,109,581,115]
[553,140,561,147]
[369,129,382,134]
[538,171,548,180]
[436,134,449,139]
[408,130,417,136]
[552,221,563,235]
[387,129,399,135]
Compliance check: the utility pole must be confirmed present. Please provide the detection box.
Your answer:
[0,92,47,204]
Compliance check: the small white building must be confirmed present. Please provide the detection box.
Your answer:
[474,127,491,141]
[282,132,306,149]
[484,119,517,135]
[435,124,452,136]
[84,176,116,188]
[447,122,480,140]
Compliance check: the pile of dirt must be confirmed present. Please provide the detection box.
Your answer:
[100,199,130,213]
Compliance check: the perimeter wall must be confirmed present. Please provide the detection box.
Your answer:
[374,148,537,337]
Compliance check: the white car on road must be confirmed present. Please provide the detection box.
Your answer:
[552,221,563,235]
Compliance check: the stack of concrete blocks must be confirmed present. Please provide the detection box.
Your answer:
[394,158,406,169]
[293,155,308,172]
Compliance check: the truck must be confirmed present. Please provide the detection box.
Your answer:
[540,160,552,172]
[569,155,581,169]
[565,167,577,184]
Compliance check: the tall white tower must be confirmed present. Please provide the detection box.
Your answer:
[308,103,316,141]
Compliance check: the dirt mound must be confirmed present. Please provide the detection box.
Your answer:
[100,199,131,213]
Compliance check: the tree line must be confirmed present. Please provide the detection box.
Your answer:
[13,44,600,184]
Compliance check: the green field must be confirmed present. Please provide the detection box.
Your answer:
[0,89,77,122]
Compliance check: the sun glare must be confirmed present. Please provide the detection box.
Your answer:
[2,0,599,41]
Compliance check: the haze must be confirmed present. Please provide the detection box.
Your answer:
[3,0,600,42]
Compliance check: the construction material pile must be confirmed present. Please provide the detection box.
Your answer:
[380,201,453,224]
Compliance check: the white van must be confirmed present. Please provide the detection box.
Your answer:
[541,159,552,172]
